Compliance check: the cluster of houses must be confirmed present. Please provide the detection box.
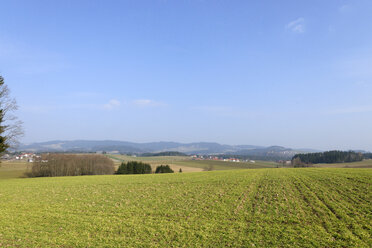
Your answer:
[14,153,40,162]
[190,155,255,163]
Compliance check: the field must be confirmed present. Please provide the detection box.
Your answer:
[106,154,190,164]
[314,159,372,168]
[0,156,279,179]
[0,161,29,179]
[173,159,278,170]
[0,168,371,247]
[107,154,279,172]
[106,154,203,172]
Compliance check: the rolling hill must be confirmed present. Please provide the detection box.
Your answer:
[19,140,320,160]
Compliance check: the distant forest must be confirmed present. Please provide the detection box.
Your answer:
[292,151,364,164]
[217,154,289,162]
[364,153,372,159]
[141,151,187,157]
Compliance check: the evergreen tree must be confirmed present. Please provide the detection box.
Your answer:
[127,162,134,174]
[155,165,174,173]
[116,161,152,174]
[292,151,364,165]
[116,162,128,174]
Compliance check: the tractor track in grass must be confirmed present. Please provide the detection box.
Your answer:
[299,175,371,244]
[296,173,369,245]
[291,176,332,236]
[249,172,268,216]
[307,168,371,185]
[304,170,371,206]
[234,172,261,215]
[301,172,370,216]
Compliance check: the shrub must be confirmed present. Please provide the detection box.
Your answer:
[27,154,115,177]
[116,161,152,174]
[203,164,214,171]
[155,165,174,174]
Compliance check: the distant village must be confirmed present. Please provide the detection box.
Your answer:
[2,152,291,165]
[190,155,256,163]
[2,152,40,162]
[3,152,257,163]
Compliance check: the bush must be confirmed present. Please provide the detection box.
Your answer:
[155,165,174,174]
[116,161,152,174]
[203,164,214,171]
[27,154,115,177]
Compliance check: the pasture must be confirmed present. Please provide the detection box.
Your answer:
[173,159,279,170]
[314,159,372,168]
[0,161,29,180]
[107,154,279,172]
[0,168,371,247]
[107,154,203,172]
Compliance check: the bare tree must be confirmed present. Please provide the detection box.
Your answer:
[27,154,115,177]
[0,76,23,157]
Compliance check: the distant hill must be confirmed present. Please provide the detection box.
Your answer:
[226,146,303,161]
[19,140,318,160]
[141,151,187,157]
[19,140,260,154]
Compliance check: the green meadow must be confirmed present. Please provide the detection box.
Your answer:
[314,159,372,168]
[173,159,279,170]
[0,168,371,247]
[0,161,29,180]
[107,154,279,172]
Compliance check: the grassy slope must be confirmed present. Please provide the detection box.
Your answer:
[0,168,371,247]
[106,154,204,172]
[106,154,190,163]
[173,159,278,170]
[0,161,29,179]
[314,159,372,168]
[107,154,278,171]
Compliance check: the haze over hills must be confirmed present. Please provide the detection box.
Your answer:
[18,140,324,160]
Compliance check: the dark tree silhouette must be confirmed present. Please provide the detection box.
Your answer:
[0,76,23,158]
[155,165,174,173]
[116,161,152,174]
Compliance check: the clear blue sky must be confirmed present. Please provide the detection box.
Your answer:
[1,0,372,151]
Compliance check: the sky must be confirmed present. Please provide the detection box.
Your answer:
[1,0,372,151]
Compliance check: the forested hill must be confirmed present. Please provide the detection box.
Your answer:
[141,151,187,157]
[364,153,372,159]
[292,151,364,164]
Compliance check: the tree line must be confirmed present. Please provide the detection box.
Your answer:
[27,154,115,177]
[292,150,364,166]
[116,161,152,174]
[27,154,179,177]
[116,161,175,174]
[363,153,372,159]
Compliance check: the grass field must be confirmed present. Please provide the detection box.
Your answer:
[106,154,190,163]
[314,159,372,168]
[0,156,279,180]
[0,168,370,247]
[106,154,204,172]
[173,159,279,170]
[107,154,279,172]
[0,161,29,179]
